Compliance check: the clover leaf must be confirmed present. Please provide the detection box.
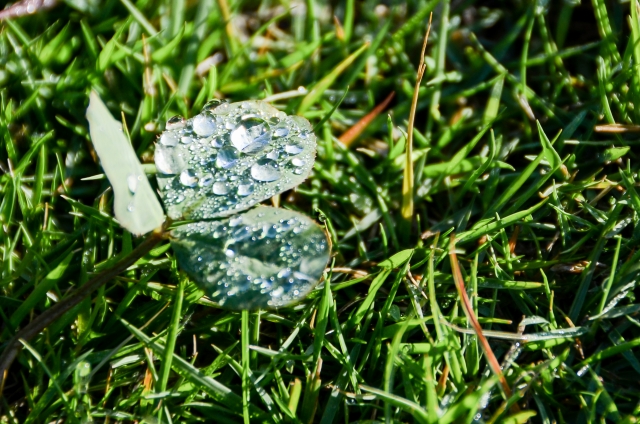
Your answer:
[87,93,330,311]
[171,206,330,310]
[155,100,316,220]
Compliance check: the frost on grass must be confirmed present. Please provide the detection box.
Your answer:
[170,206,330,310]
[156,100,316,220]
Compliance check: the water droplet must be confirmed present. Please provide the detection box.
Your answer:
[175,194,185,203]
[263,224,277,238]
[199,173,214,186]
[210,137,223,148]
[291,158,306,167]
[231,116,272,154]
[127,202,135,212]
[202,99,225,112]
[166,115,186,130]
[127,173,140,194]
[251,158,280,182]
[285,142,303,155]
[237,180,254,196]
[158,101,318,221]
[180,169,198,187]
[277,268,291,279]
[193,114,216,137]
[216,146,239,169]
[212,181,230,195]
[271,286,284,298]
[159,132,179,146]
[232,226,251,242]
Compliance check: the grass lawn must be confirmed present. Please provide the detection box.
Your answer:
[2,0,640,422]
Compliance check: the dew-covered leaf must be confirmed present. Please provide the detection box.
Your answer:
[155,100,316,220]
[86,91,165,235]
[170,206,330,310]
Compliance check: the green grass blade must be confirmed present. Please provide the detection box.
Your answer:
[298,43,368,114]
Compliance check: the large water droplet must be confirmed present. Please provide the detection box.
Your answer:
[237,180,254,196]
[212,181,230,195]
[251,158,280,182]
[210,137,223,148]
[274,127,289,138]
[277,268,291,279]
[216,146,239,168]
[231,117,272,154]
[166,115,186,130]
[285,142,304,155]
[127,173,141,194]
[291,158,306,167]
[263,224,278,238]
[159,132,179,146]
[193,114,216,137]
[202,99,225,112]
[181,136,194,144]
[180,169,198,187]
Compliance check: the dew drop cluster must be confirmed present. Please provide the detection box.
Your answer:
[170,206,329,310]
[155,100,316,220]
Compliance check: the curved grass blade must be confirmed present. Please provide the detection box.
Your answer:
[401,20,432,238]
[449,235,515,405]
[86,91,165,235]
[297,43,369,114]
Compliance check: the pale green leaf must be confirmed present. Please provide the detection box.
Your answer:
[86,91,165,235]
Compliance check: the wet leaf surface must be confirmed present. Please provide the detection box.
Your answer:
[156,100,316,220]
[170,206,330,310]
